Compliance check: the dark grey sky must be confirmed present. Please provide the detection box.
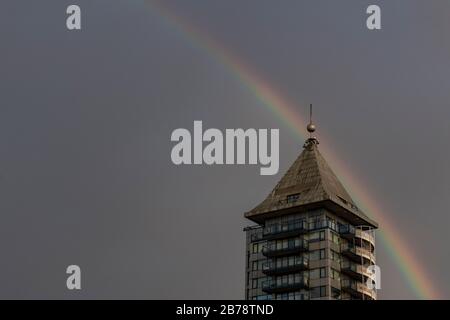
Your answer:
[0,0,449,299]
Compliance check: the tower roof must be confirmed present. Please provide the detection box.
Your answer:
[245,138,378,228]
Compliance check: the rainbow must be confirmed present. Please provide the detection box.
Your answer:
[144,0,440,299]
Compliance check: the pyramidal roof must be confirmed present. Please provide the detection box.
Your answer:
[245,138,378,228]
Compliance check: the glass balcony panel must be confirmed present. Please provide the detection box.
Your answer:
[262,220,308,240]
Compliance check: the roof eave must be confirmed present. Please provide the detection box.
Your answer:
[244,199,378,229]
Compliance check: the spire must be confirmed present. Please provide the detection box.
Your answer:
[245,106,378,228]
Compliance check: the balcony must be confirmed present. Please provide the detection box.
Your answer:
[262,257,309,276]
[262,276,309,294]
[341,279,376,300]
[340,261,370,281]
[262,240,308,257]
[339,224,356,240]
[262,220,308,241]
[339,224,375,247]
[340,243,375,264]
[355,229,375,249]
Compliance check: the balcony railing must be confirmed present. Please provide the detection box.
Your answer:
[262,220,308,240]
[262,257,309,276]
[262,276,309,294]
[262,240,308,257]
[340,243,375,264]
[339,224,375,246]
[341,261,370,280]
[355,229,375,245]
[341,279,376,300]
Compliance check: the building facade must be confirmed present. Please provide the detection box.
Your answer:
[244,120,378,300]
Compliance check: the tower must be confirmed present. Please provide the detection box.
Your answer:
[243,106,378,300]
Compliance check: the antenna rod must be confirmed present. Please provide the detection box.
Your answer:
[306,103,316,138]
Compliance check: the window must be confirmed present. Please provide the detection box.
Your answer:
[300,292,309,300]
[320,267,327,278]
[309,231,325,242]
[331,268,340,281]
[287,193,300,203]
[326,217,337,231]
[310,286,327,299]
[271,237,302,251]
[278,293,288,300]
[258,277,266,288]
[273,255,305,270]
[309,216,327,230]
[276,291,308,300]
[252,243,263,254]
[307,267,326,280]
[310,287,320,299]
[320,286,327,297]
[309,250,319,261]
[274,273,305,286]
[252,279,258,289]
[258,260,265,270]
[331,231,340,245]
[309,232,319,242]
[310,249,326,261]
[310,269,319,280]
[330,250,340,263]
[251,260,264,271]
[311,286,327,298]
[320,248,326,259]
